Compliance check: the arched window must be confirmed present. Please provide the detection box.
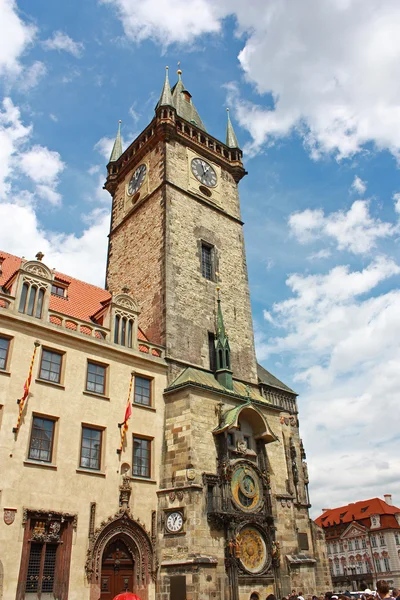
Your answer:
[114,315,135,348]
[18,282,45,319]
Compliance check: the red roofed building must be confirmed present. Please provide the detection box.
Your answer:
[315,495,400,591]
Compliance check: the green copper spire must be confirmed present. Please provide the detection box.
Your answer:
[109,120,122,162]
[171,65,207,131]
[226,108,239,148]
[156,66,173,108]
[214,286,233,390]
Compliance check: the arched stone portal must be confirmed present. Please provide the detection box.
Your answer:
[86,511,155,600]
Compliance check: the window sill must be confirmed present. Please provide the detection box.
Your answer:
[83,390,110,401]
[0,369,11,377]
[133,402,156,412]
[35,378,65,390]
[24,459,57,470]
[76,467,106,477]
[130,476,157,484]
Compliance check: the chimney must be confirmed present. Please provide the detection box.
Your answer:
[384,494,392,505]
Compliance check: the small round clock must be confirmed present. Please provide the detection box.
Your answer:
[191,158,217,187]
[165,511,184,534]
[127,164,147,196]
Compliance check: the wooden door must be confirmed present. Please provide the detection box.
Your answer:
[100,540,135,599]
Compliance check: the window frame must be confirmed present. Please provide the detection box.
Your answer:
[132,434,153,479]
[200,241,214,281]
[0,334,11,371]
[133,374,152,407]
[38,347,64,385]
[51,282,67,298]
[28,415,56,463]
[79,425,104,471]
[85,360,107,396]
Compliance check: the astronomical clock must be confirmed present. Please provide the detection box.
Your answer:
[204,413,280,596]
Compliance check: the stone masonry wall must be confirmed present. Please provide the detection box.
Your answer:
[164,139,258,383]
[106,141,165,344]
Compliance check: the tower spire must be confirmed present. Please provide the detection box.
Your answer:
[109,120,122,162]
[157,66,173,108]
[225,108,239,148]
[214,286,233,390]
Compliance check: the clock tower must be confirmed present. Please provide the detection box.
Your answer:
[105,66,258,384]
[104,68,327,600]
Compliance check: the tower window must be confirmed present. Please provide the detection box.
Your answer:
[201,243,213,280]
[208,332,216,371]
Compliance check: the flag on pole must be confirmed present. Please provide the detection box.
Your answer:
[117,371,135,454]
[13,340,40,434]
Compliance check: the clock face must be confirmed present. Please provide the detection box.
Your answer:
[191,158,217,187]
[237,527,268,574]
[127,164,147,196]
[166,511,183,533]
[231,464,263,513]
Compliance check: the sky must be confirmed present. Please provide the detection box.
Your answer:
[1,0,400,518]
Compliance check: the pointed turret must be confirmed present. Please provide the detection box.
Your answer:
[214,287,233,390]
[109,120,122,162]
[226,108,239,148]
[171,66,207,131]
[156,66,173,108]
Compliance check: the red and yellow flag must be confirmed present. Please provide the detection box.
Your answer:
[13,341,40,434]
[117,371,134,454]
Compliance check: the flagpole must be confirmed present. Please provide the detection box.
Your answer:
[12,340,40,435]
[117,371,135,454]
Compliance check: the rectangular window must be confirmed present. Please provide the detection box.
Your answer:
[134,376,151,406]
[29,416,55,462]
[348,540,353,550]
[39,349,62,383]
[362,538,367,549]
[86,361,106,395]
[25,542,58,594]
[395,533,400,545]
[339,542,344,552]
[0,336,10,370]
[208,331,216,371]
[380,534,385,546]
[371,535,377,548]
[383,557,390,572]
[80,427,102,470]
[51,283,66,298]
[355,539,360,549]
[335,563,340,575]
[298,532,309,551]
[133,436,151,478]
[201,243,213,280]
[375,558,381,572]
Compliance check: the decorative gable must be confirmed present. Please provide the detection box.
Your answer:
[370,514,381,529]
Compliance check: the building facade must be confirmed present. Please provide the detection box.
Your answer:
[315,496,400,591]
[0,68,330,600]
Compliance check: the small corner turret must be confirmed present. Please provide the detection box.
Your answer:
[226,108,240,149]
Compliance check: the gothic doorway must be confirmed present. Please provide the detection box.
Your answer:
[100,539,134,599]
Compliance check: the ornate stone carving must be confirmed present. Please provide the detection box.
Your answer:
[271,540,281,567]
[119,476,132,510]
[3,508,16,525]
[23,261,52,280]
[85,510,155,584]
[113,293,140,314]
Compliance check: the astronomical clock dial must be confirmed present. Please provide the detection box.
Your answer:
[191,158,217,187]
[236,527,268,574]
[231,464,263,513]
[127,164,147,196]
[165,511,184,534]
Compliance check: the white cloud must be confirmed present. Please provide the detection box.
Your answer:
[307,248,331,261]
[289,200,395,254]
[351,175,367,196]
[102,0,400,161]
[393,192,400,214]
[95,136,115,161]
[257,256,400,514]
[0,202,109,285]
[20,145,65,185]
[18,61,47,91]
[43,31,84,57]
[36,184,62,207]
[0,97,32,198]
[263,310,274,324]
[0,0,36,77]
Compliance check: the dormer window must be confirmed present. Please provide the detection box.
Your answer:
[51,283,67,298]
[19,282,45,319]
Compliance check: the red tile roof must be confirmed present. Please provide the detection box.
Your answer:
[315,497,400,529]
[0,251,149,342]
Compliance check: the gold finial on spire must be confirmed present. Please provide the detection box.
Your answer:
[177,61,182,76]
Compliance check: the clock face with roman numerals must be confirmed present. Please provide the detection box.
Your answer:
[127,164,147,196]
[166,511,184,533]
[191,158,217,187]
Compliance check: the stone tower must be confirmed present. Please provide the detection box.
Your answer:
[105,68,330,600]
[105,66,257,384]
